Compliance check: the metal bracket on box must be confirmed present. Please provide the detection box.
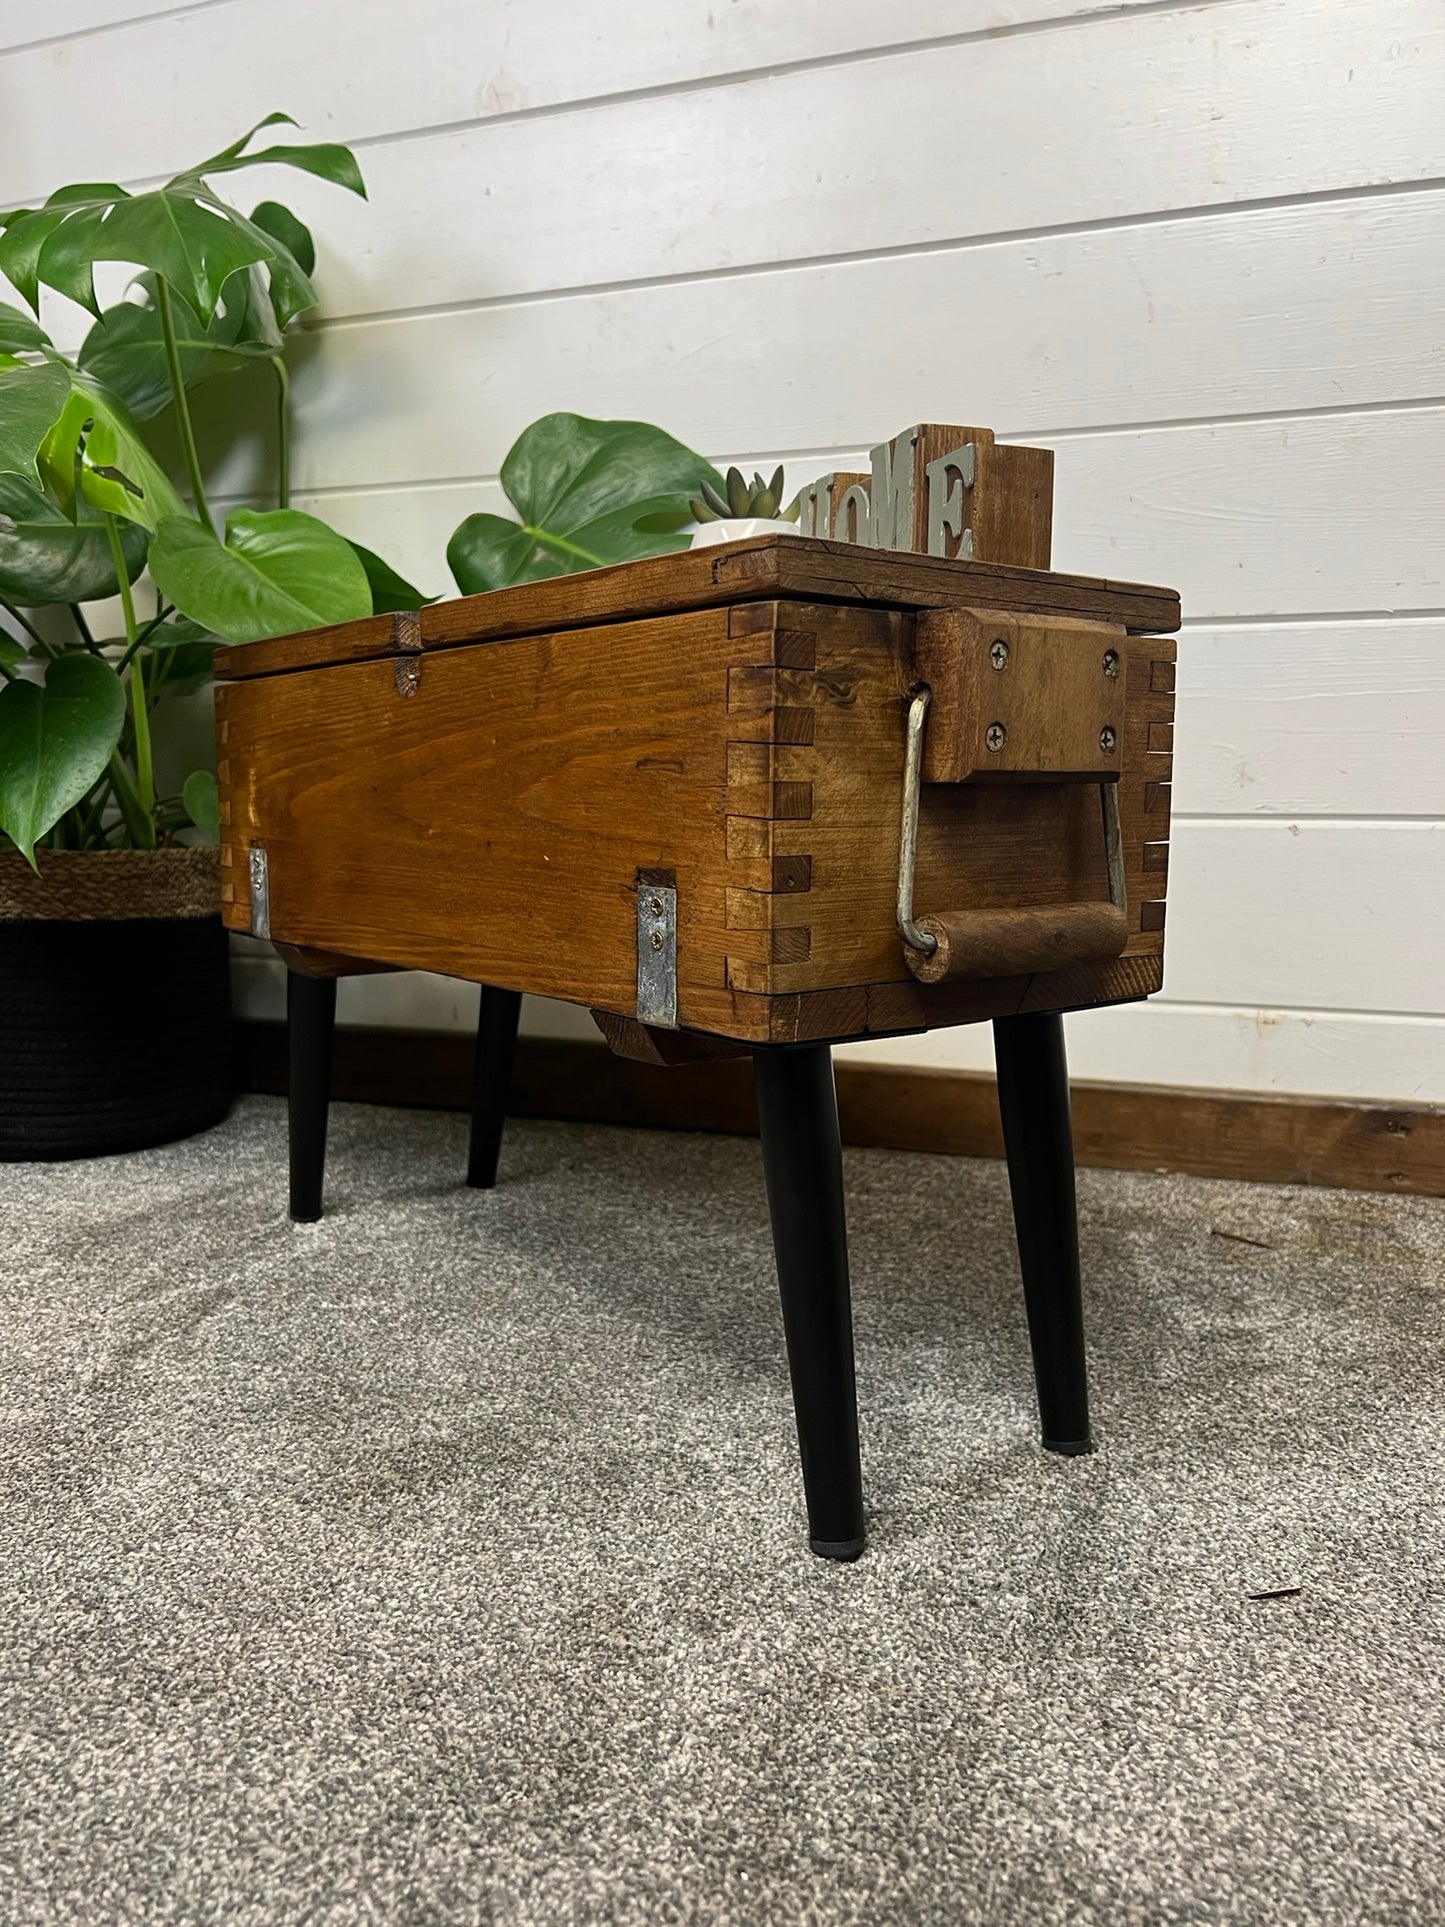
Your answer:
[636,883,678,1028]
[248,844,270,940]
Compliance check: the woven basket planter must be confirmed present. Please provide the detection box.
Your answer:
[0,848,232,1161]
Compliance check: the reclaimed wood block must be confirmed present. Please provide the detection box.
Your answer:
[914,607,1128,783]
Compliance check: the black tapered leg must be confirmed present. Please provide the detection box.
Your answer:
[287,970,337,1224]
[754,1044,866,1561]
[466,986,522,1190]
[993,1012,1092,1454]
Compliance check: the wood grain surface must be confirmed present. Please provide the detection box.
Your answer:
[219,592,1174,1043]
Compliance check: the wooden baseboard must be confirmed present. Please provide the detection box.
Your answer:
[234,1020,1443,1198]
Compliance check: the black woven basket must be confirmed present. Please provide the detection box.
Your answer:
[0,852,232,1161]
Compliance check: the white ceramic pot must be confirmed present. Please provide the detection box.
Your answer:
[689,517,800,549]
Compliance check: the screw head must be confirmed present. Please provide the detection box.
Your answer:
[985,722,1007,752]
[989,638,1010,670]
[1099,725,1117,752]
[649,895,664,916]
[1103,649,1119,680]
[649,929,665,952]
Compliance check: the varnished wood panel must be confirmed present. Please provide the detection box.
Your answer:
[220,609,747,1025]
[433,536,1182,643]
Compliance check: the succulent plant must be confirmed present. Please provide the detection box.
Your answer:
[689,464,799,524]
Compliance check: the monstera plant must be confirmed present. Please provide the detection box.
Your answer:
[0,115,423,1160]
[0,113,430,868]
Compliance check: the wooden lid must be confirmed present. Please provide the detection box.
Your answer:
[215,533,1180,683]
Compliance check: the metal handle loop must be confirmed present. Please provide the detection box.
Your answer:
[895,686,1128,959]
[896,687,937,954]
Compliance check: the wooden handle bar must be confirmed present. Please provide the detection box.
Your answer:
[904,902,1128,985]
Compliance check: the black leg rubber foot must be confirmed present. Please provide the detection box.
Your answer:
[810,1536,867,1563]
[1043,1435,1094,1457]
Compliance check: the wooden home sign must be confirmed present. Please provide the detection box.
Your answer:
[794,423,1054,571]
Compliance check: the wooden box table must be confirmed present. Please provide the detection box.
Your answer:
[216,529,1179,1560]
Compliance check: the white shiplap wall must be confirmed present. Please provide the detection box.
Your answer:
[5,0,1441,1103]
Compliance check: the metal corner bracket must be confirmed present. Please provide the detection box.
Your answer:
[636,884,678,1028]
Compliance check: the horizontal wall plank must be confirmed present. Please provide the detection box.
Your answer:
[0,0,1231,194]
[280,407,1445,622]
[843,999,1445,1108]
[272,193,1445,494]
[222,0,1445,322]
[232,1022,1445,1197]
[0,0,152,51]
[1173,619,1445,818]
[1041,410,1445,617]
[1162,820,1445,1016]
[233,938,1445,1106]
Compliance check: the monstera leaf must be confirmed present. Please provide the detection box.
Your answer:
[38,374,186,531]
[0,301,51,353]
[0,358,71,484]
[446,414,722,594]
[249,201,315,277]
[149,508,372,643]
[0,472,147,605]
[78,237,300,420]
[0,115,362,328]
[78,293,207,419]
[178,115,364,198]
[0,652,127,865]
[0,183,128,317]
[78,266,280,420]
[246,201,317,331]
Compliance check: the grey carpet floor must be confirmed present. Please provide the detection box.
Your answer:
[2,1097,1443,1926]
